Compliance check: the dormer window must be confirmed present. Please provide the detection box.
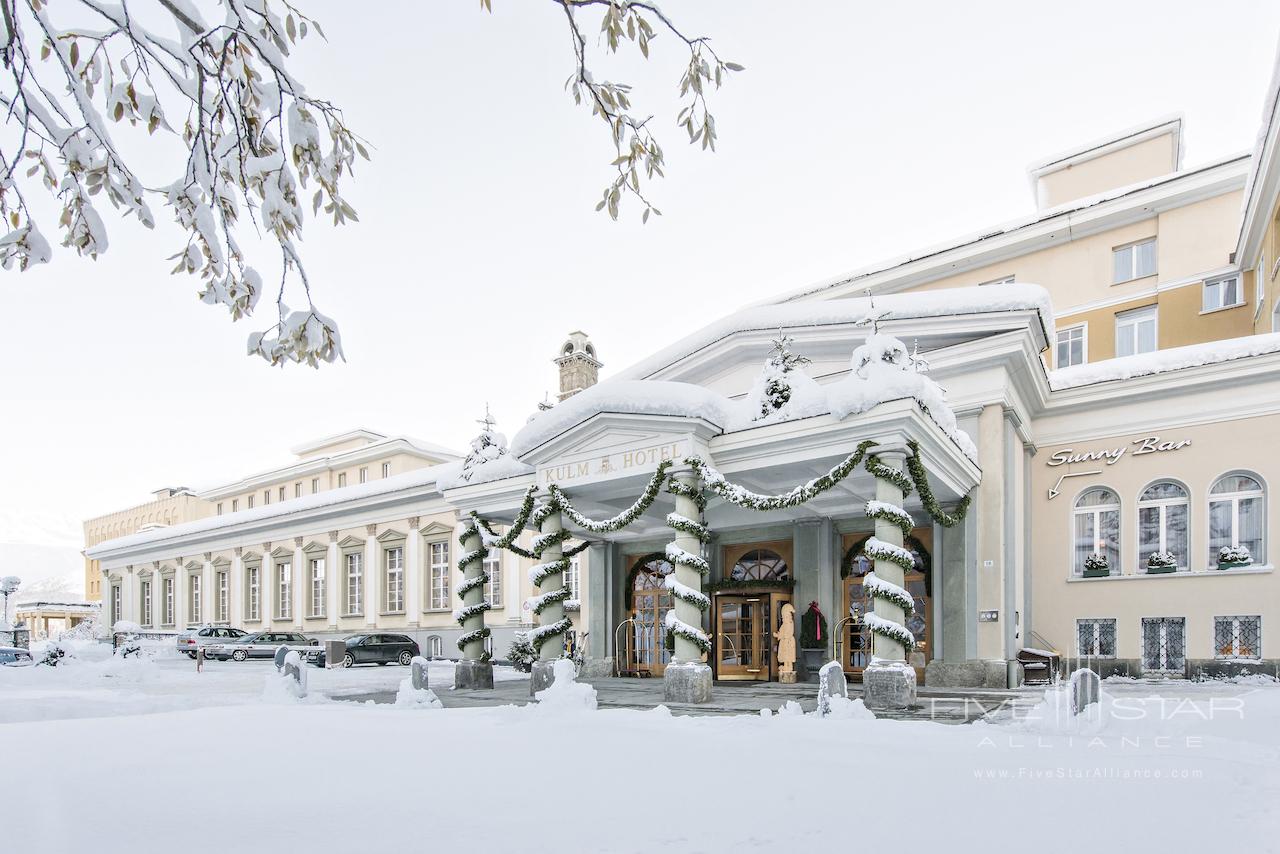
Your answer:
[1113,238,1157,284]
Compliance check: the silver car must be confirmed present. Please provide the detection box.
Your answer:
[0,646,33,667]
[207,631,317,662]
[175,626,248,659]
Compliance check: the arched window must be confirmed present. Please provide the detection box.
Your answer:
[729,549,789,582]
[1138,481,1188,570]
[1209,473,1265,564]
[426,635,443,659]
[1073,488,1120,576]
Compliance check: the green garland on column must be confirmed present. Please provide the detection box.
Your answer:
[905,439,972,527]
[526,499,573,655]
[454,519,491,658]
[860,453,918,654]
[663,471,712,653]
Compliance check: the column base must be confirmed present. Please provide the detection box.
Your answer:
[863,659,917,711]
[577,657,613,679]
[663,661,712,704]
[453,659,494,690]
[530,659,559,696]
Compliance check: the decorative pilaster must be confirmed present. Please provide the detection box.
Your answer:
[123,566,137,625]
[863,449,918,710]
[363,525,378,627]
[326,532,340,630]
[453,515,493,689]
[292,537,305,628]
[201,553,215,625]
[174,557,188,629]
[260,544,273,629]
[663,466,712,704]
[529,501,571,694]
[405,517,421,627]
[230,549,244,627]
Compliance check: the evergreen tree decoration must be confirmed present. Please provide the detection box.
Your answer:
[507,633,537,673]
[457,406,509,483]
[755,329,812,420]
[800,601,827,649]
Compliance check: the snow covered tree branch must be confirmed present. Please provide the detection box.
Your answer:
[483,0,742,223]
[0,0,363,366]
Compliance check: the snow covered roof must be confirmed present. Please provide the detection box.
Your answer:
[1049,333,1280,390]
[88,463,453,557]
[615,284,1054,381]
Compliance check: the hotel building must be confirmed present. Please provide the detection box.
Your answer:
[88,63,1280,687]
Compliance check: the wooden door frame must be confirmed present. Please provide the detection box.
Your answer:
[840,530,933,683]
[711,588,792,682]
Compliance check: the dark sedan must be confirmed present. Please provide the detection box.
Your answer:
[307,633,419,668]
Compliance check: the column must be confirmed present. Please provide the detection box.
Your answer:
[261,544,273,630]
[582,541,611,677]
[664,466,712,704]
[863,449,917,710]
[230,550,244,628]
[202,554,215,625]
[122,567,136,624]
[530,504,566,694]
[152,562,163,628]
[453,516,493,689]
[405,518,421,628]
[363,526,378,627]
[326,532,340,631]
[792,519,833,679]
[174,557,188,629]
[292,538,305,628]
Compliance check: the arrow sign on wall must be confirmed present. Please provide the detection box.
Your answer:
[1048,470,1103,499]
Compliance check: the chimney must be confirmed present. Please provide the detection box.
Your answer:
[554,331,602,401]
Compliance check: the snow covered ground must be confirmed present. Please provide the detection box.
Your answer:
[1,647,1278,853]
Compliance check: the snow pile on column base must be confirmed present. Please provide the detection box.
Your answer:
[395,679,442,710]
[533,658,597,712]
[823,695,875,720]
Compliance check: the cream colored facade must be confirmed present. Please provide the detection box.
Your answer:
[83,487,211,602]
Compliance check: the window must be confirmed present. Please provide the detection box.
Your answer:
[1141,617,1186,673]
[217,503,223,516]
[189,574,201,624]
[345,552,363,615]
[730,549,789,581]
[1055,324,1086,368]
[247,495,255,510]
[384,547,404,612]
[565,556,581,601]
[263,490,271,505]
[246,566,260,621]
[1255,255,1265,317]
[429,541,450,610]
[111,584,121,626]
[308,558,325,618]
[382,462,391,478]
[1209,473,1265,565]
[164,577,175,624]
[359,467,368,484]
[231,499,239,512]
[1214,616,1261,660]
[338,473,347,488]
[294,482,302,498]
[311,478,319,494]
[1115,306,1157,357]
[1138,481,1188,571]
[140,580,152,627]
[1073,488,1120,576]
[278,486,286,502]
[427,635,443,658]
[276,561,292,620]
[1076,618,1116,657]
[483,548,502,607]
[978,275,1015,286]
[216,571,229,622]
[1202,275,1242,312]
[1112,238,1157,284]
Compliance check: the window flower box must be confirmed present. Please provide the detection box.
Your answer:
[1082,554,1110,578]
[1216,546,1253,570]
[1146,552,1177,574]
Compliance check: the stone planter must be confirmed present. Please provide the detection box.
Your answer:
[1146,564,1176,575]
[800,647,826,676]
[1082,568,1110,578]
[1217,562,1252,570]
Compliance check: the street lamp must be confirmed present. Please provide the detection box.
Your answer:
[0,576,20,628]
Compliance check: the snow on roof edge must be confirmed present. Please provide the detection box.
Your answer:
[1048,333,1280,391]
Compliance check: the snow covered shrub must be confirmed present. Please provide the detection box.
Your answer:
[1218,545,1252,568]
[507,633,537,673]
[1083,553,1110,575]
[1146,551,1177,572]
[38,645,67,667]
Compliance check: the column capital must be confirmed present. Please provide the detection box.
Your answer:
[262,542,271,553]
[408,516,421,531]
[365,524,377,537]
[234,546,243,557]
[293,536,304,548]
[203,552,212,562]
[328,530,339,542]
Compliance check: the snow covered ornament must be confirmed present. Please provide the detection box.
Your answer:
[457,408,510,484]
[744,330,823,424]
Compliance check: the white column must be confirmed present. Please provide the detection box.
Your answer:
[364,526,378,627]
[669,468,706,664]
[201,555,215,625]
[405,518,421,627]
[536,506,566,661]
[459,521,486,662]
[326,533,340,631]
[174,558,188,629]
[871,450,909,662]
[230,551,243,628]
[292,538,305,628]
[122,567,136,624]
[261,544,273,630]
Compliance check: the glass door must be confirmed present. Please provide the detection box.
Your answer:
[715,596,772,681]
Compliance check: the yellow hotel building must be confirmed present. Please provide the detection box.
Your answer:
[88,49,1280,688]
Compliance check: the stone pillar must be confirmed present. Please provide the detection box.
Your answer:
[152,563,164,628]
[454,517,493,689]
[230,550,244,628]
[530,504,567,695]
[260,544,273,630]
[292,538,305,628]
[792,519,824,680]
[664,467,712,704]
[405,518,421,628]
[864,449,917,710]
[174,558,188,629]
[363,526,378,627]
[123,567,136,624]
[202,554,215,625]
[580,541,612,678]
[326,533,340,631]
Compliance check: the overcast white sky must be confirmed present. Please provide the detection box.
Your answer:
[3,0,1280,577]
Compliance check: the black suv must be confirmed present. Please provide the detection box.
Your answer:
[307,633,420,668]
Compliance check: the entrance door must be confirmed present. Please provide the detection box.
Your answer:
[716,596,772,681]
[620,556,673,676]
[1141,618,1186,675]
[843,570,930,682]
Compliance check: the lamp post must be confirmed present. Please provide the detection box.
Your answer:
[0,576,20,628]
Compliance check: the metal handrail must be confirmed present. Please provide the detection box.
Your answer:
[719,632,738,662]
[833,615,857,667]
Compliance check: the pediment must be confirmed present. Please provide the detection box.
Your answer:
[270,546,293,558]
[419,521,453,537]
[302,541,328,554]
[212,556,232,568]
[376,528,407,543]
[338,535,365,549]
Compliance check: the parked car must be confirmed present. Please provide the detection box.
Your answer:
[207,631,317,662]
[0,646,33,667]
[306,633,419,668]
[176,626,248,658]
